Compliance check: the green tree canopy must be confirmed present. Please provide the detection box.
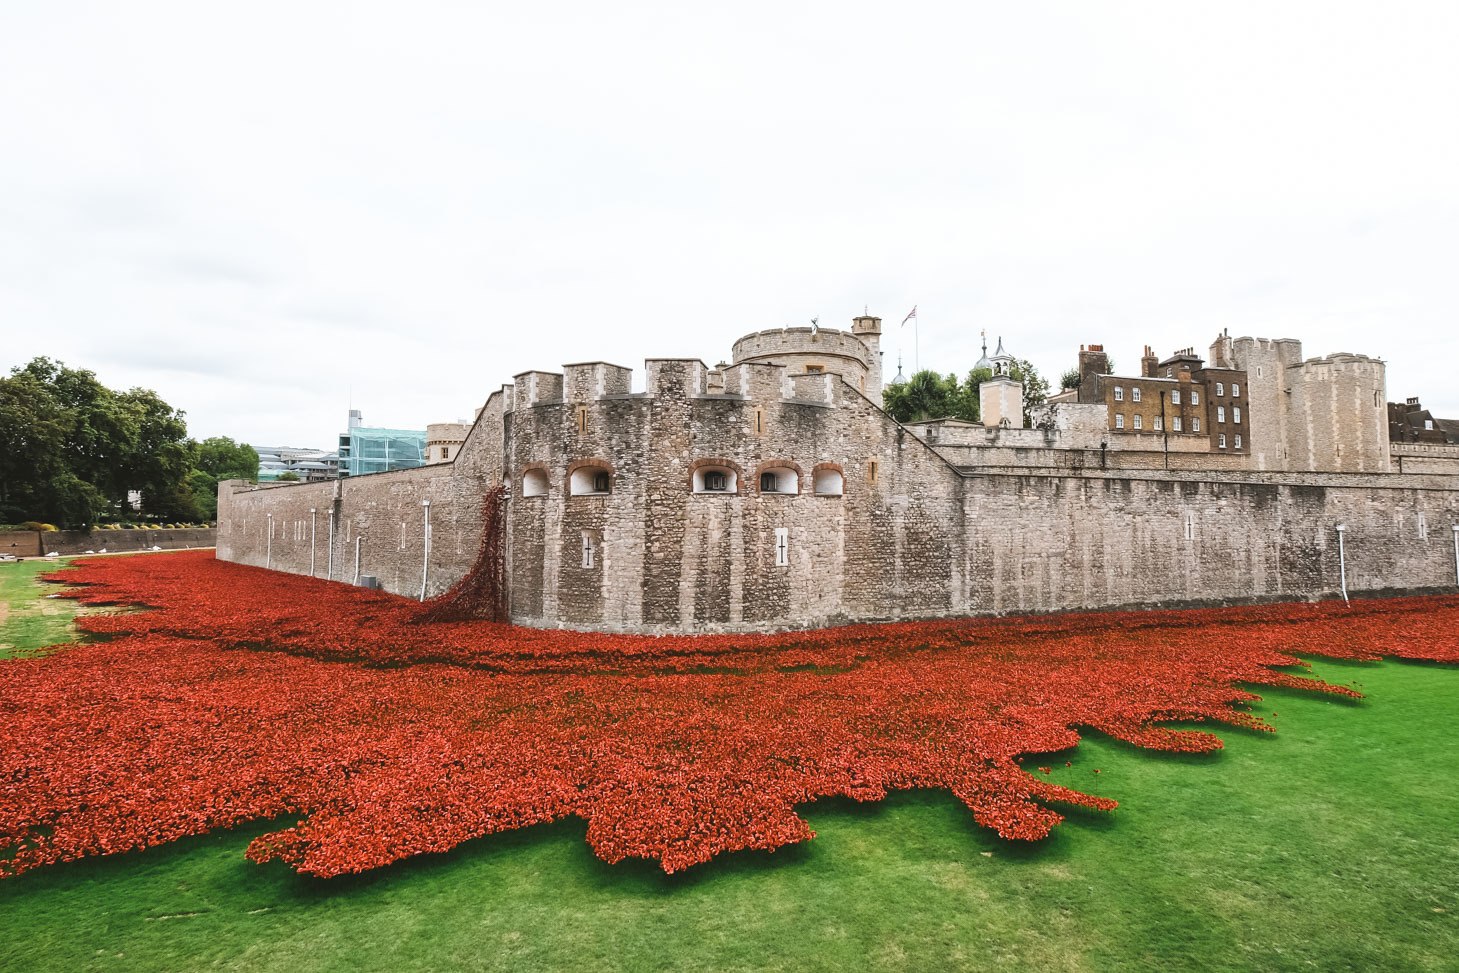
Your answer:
[0,358,213,526]
[883,358,1051,427]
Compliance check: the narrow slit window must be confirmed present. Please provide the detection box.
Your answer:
[774,527,789,566]
[868,459,879,484]
[581,531,596,568]
[576,407,589,434]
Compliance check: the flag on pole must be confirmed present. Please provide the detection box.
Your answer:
[901,306,917,326]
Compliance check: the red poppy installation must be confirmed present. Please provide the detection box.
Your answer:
[2,551,1456,879]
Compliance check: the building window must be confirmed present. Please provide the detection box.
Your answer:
[1166,367,1173,377]
[774,527,789,566]
[1234,407,1241,423]
[1217,406,1226,423]
[706,471,728,492]
[1184,512,1195,541]
[1154,416,1163,431]
[1115,414,1125,429]
[868,459,879,484]
[1114,386,1124,402]
[1191,390,1200,406]
[576,407,589,434]
[1426,419,1435,430]
[1219,434,1227,449]
[439,447,450,460]
[1133,415,1143,430]
[1216,382,1225,396]
[753,408,765,435]
[1232,383,1240,397]
[805,364,824,374]
[569,466,612,495]
[581,531,596,568]
[1418,513,1428,540]
[522,468,549,496]
[1234,434,1242,449]
[1171,390,1181,405]
[1132,387,1141,403]
[760,467,799,494]
[813,467,844,496]
[693,465,738,493]
[1173,417,1183,432]
[1192,417,1201,433]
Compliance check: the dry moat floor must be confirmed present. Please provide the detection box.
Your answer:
[1,554,1456,973]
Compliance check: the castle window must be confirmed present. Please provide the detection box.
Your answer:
[1216,382,1225,396]
[1217,406,1226,423]
[1166,368,1173,377]
[753,408,765,435]
[813,468,844,496]
[1418,513,1428,540]
[440,447,450,460]
[692,465,738,493]
[1232,383,1240,398]
[805,364,824,374]
[1234,434,1242,449]
[1115,414,1125,429]
[1184,512,1195,541]
[1173,417,1183,432]
[1218,434,1227,449]
[1133,415,1143,430]
[1171,390,1181,405]
[1191,390,1199,406]
[576,407,589,434]
[1193,417,1201,433]
[1426,419,1435,431]
[1132,387,1141,403]
[1114,386,1124,402]
[522,468,549,497]
[774,527,789,567]
[569,466,612,495]
[759,467,799,495]
[581,531,596,569]
[1154,416,1163,431]
[868,459,879,484]
[1233,407,1241,423]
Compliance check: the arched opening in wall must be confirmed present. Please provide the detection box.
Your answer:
[758,464,800,495]
[692,465,739,493]
[568,463,613,496]
[813,465,844,496]
[522,468,549,497]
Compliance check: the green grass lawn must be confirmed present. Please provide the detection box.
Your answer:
[2,560,1456,972]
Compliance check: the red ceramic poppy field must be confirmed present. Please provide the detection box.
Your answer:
[3,551,1457,879]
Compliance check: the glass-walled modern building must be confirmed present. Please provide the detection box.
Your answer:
[337,410,427,477]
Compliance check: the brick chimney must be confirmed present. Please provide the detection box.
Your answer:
[1141,345,1158,378]
[1077,344,1109,404]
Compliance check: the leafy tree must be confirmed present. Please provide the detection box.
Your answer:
[1060,367,1081,390]
[0,358,205,526]
[882,371,968,423]
[276,471,301,482]
[189,437,260,520]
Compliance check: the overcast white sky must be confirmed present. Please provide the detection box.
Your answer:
[3,2,1456,448]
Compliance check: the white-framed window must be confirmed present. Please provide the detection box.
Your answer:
[1426,419,1435,430]
[813,468,844,496]
[1217,406,1226,422]
[1232,383,1240,397]
[581,531,596,568]
[774,527,789,566]
[570,467,612,495]
[1218,434,1227,448]
[1216,382,1225,396]
[1234,407,1241,423]
[693,465,738,493]
[1193,417,1201,433]
[1173,416,1183,432]
[1191,390,1200,406]
[1132,387,1142,403]
[1171,390,1181,405]
[1133,414,1143,430]
[1154,416,1163,431]
[1114,386,1124,402]
[759,467,799,494]
[522,468,549,496]
[1115,414,1125,429]
[1234,434,1242,449]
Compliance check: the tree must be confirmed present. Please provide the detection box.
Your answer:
[276,471,301,482]
[882,371,968,423]
[189,437,260,520]
[1060,368,1081,391]
[0,358,203,526]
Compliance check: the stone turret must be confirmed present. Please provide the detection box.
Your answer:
[851,314,883,398]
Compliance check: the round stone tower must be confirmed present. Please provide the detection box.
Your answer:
[730,314,884,399]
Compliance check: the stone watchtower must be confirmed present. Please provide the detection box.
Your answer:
[851,314,883,399]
